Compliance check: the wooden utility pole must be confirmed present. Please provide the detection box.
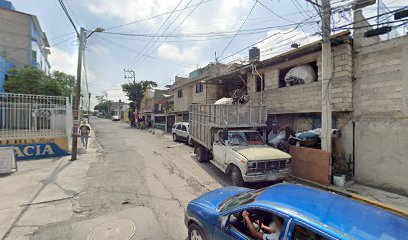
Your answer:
[71,27,85,161]
[321,0,332,152]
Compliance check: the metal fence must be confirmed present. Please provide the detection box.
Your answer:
[0,93,72,140]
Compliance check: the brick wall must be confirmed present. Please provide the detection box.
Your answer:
[248,43,353,113]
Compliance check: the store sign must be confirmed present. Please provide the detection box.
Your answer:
[0,141,70,160]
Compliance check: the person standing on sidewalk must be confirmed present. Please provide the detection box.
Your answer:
[79,120,91,149]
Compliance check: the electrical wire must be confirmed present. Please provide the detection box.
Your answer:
[52,35,77,47]
[95,35,195,68]
[124,0,184,70]
[218,15,317,62]
[258,0,297,23]
[101,21,317,39]
[104,0,213,30]
[218,0,259,58]
[129,0,206,71]
[126,0,194,70]
[57,0,79,36]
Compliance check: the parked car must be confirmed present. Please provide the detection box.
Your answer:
[111,115,120,121]
[185,183,408,240]
[172,122,192,145]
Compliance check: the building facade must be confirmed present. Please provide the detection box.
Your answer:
[0,0,51,92]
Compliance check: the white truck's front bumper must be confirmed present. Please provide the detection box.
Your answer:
[243,169,291,182]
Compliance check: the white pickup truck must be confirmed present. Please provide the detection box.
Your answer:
[189,104,291,186]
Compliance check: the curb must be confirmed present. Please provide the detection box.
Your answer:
[288,176,408,219]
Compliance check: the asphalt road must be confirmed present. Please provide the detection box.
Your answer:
[78,118,232,239]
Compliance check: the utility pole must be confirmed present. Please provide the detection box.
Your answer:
[321,0,332,152]
[124,69,136,81]
[71,27,85,161]
[71,27,104,161]
[88,92,91,123]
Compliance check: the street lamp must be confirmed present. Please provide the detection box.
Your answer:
[71,27,104,161]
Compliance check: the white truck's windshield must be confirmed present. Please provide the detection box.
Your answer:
[228,131,264,146]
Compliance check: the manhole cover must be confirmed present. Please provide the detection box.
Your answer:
[88,219,136,240]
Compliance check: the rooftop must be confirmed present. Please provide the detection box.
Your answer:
[257,183,408,240]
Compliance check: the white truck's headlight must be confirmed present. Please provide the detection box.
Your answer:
[287,158,292,164]
[247,161,256,168]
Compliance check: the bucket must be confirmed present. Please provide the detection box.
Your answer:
[333,174,346,187]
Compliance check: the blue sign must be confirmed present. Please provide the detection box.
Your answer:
[0,143,70,160]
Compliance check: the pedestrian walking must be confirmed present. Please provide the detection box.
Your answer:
[128,108,135,127]
[79,120,91,149]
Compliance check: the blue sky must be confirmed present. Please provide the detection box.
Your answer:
[11,0,406,106]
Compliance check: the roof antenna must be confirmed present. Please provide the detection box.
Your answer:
[215,51,218,63]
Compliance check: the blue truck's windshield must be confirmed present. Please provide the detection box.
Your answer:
[218,188,265,212]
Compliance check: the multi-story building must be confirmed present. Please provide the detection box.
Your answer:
[0,0,51,92]
[171,63,242,122]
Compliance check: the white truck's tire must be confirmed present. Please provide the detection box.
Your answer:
[196,146,208,162]
[231,165,244,186]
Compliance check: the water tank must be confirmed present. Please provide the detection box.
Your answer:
[249,47,260,62]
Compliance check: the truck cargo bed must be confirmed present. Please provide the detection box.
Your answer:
[189,104,266,149]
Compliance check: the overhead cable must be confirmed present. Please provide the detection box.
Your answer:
[218,0,259,58]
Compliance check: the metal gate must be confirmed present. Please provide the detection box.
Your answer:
[0,93,72,140]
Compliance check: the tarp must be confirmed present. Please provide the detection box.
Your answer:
[285,64,317,86]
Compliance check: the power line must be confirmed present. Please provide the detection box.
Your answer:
[259,0,297,23]
[333,6,408,30]
[124,0,185,70]
[104,0,213,30]
[48,32,75,41]
[218,16,316,62]
[95,35,195,68]
[218,0,259,58]
[57,0,79,36]
[128,0,198,69]
[130,0,206,70]
[101,21,317,39]
[52,35,77,47]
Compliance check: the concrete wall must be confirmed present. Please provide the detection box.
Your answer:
[0,8,31,67]
[248,43,353,113]
[353,35,408,195]
[173,85,193,112]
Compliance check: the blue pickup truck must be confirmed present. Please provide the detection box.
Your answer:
[185,183,408,240]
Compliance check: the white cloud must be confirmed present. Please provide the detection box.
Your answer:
[158,43,201,62]
[49,47,77,75]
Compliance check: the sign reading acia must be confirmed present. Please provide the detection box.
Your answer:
[0,138,70,160]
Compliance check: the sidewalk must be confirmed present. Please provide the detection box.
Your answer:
[289,176,408,218]
[0,132,101,240]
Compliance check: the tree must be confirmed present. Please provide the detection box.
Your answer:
[121,80,157,114]
[94,100,112,114]
[4,67,76,97]
[52,71,76,97]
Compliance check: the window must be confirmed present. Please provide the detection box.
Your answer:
[177,89,183,98]
[31,50,37,64]
[256,74,265,92]
[227,208,285,240]
[176,124,181,130]
[219,188,265,212]
[291,224,329,240]
[196,83,204,93]
[181,125,187,131]
[279,61,318,88]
